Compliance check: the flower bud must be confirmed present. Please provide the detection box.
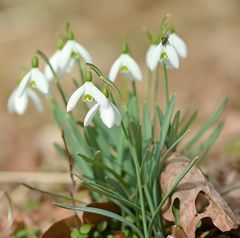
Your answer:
[86,71,92,82]
[31,56,39,68]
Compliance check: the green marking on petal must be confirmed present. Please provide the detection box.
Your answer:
[30,80,36,88]
[161,52,168,59]
[71,51,78,58]
[83,94,93,102]
[120,65,129,72]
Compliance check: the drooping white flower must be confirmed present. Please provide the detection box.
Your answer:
[67,80,109,112]
[109,54,142,82]
[148,33,187,71]
[8,87,42,115]
[149,42,179,71]
[146,44,157,70]
[84,100,121,128]
[59,31,92,71]
[16,56,50,97]
[168,33,187,59]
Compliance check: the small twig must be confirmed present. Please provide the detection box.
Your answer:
[61,129,80,227]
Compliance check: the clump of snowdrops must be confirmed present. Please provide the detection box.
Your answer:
[8,17,227,238]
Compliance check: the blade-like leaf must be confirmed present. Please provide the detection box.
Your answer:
[53,202,144,238]
[182,97,227,153]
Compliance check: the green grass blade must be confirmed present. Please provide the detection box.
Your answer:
[182,97,227,153]
[53,202,144,238]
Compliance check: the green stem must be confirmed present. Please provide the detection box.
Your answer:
[153,65,159,107]
[147,69,152,102]
[76,58,85,84]
[131,148,148,238]
[55,80,67,106]
[131,80,139,119]
[162,62,169,113]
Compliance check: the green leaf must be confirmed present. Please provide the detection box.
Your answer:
[53,203,144,238]
[156,95,176,158]
[79,224,92,234]
[22,183,82,202]
[190,120,225,163]
[143,101,152,143]
[182,97,227,154]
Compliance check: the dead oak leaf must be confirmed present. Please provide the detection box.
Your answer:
[160,153,239,238]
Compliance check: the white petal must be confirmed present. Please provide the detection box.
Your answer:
[60,41,73,70]
[168,33,187,58]
[109,55,123,82]
[16,71,31,97]
[32,68,50,95]
[164,45,179,69]
[44,51,62,80]
[125,54,142,81]
[149,44,163,71]
[100,105,115,128]
[66,84,86,112]
[7,89,17,113]
[73,41,92,63]
[84,103,100,126]
[65,59,74,73]
[111,103,121,126]
[146,45,157,69]
[86,82,109,109]
[14,93,29,115]
[27,89,43,111]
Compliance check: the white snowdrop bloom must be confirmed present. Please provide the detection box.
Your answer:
[149,33,187,71]
[84,100,121,128]
[146,44,157,70]
[16,56,50,97]
[168,33,187,59]
[60,31,92,71]
[8,87,42,115]
[67,81,109,112]
[149,42,179,71]
[109,54,142,82]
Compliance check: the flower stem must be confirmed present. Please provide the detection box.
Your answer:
[131,80,139,119]
[131,148,148,238]
[147,69,152,102]
[55,80,67,106]
[162,62,169,112]
[76,58,85,84]
[153,65,159,107]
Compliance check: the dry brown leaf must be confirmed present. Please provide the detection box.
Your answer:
[171,225,187,238]
[83,202,120,224]
[160,153,239,238]
[40,215,81,238]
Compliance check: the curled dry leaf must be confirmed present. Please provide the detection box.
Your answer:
[40,215,81,238]
[160,153,239,238]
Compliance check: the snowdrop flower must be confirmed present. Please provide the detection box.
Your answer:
[67,71,109,112]
[84,100,121,128]
[45,38,76,80]
[109,42,142,82]
[149,33,187,71]
[8,87,42,115]
[146,44,157,70]
[60,31,92,71]
[16,56,50,97]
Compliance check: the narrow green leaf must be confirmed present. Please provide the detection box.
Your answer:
[182,97,227,153]
[143,101,152,143]
[22,183,83,203]
[53,203,144,238]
